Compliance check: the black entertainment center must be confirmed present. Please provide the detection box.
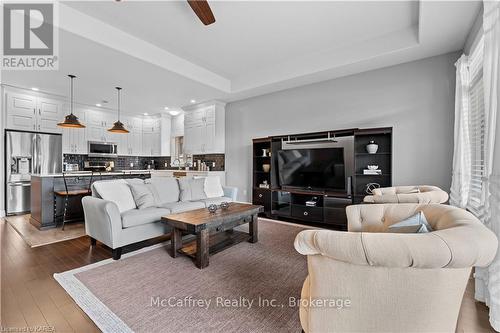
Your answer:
[252,127,392,230]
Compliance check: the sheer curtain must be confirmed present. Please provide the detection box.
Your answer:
[450,55,471,208]
[475,1,500,330]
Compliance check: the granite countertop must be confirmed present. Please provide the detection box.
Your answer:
[32,170,154,178]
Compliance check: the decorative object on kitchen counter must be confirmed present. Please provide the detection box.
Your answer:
[366,140,379,154]
[363,165,382,175]
[58,74,86,128]
[207,204,218,213]
[108,87,129,133]
[220,202,230,210]
[262,163,271,173]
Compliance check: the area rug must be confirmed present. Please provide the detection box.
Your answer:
[54,219,308,333]
[4,215,86,247]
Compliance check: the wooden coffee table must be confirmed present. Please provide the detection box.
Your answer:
[162,203,264,269]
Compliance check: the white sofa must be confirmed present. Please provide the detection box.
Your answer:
[363,185,449,204]
[294,203,498,333]
[82,177,237,259]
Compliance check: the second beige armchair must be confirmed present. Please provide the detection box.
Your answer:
[363,185,449,204]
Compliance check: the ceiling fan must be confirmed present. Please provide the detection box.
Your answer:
[187,0,216,25]
[114,0,215,26]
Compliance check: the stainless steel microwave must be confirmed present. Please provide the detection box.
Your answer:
[88,141,118,157]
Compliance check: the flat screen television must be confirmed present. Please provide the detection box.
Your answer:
[277,148,346,191]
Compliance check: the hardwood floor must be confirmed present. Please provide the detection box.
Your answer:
[0,217,495,332]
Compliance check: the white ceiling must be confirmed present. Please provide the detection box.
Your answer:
[1,1,481,116]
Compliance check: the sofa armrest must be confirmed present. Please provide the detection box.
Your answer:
[82,196,122,249]
[222,186,238,201]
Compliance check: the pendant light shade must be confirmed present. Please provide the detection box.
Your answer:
[58,75,85,128]
[108,87,129,133]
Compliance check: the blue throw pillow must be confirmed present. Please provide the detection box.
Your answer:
[387,211,432,234]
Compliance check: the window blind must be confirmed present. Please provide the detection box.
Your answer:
[466,38,485,214]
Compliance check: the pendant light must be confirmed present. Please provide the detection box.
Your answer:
[108,86,129,133]
[58,75,85,128]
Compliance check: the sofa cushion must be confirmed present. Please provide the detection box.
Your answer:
[159,201,205,213]
[93,180,136,213]
[146,177,180,204]
[178,178,207,201]
[128,183,156,209]
[121,207,171,228]
[197,197,233,207]
[203,176,224,198]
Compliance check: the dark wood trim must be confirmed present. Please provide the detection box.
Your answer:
[90,237,97,246]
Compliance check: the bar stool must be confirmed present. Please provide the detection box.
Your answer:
[54,171,95,230]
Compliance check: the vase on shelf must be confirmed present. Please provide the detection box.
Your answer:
[262,164,271,173]
[366,140,379,154]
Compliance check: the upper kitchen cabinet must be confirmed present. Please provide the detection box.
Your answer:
[142,117,161,156]
[5,90,64,134]
[62,107,86,154]
[86,110,115,142]
[124,117,143,156]
[183,101,225,155]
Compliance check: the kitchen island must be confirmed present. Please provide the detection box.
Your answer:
[30,170,153,229]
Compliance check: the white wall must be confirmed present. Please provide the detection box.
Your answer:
[225,52,460,201]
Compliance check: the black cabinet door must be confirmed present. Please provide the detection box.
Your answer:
[323,196,352,229]
[252,189,271,213]
[291,205,323,222]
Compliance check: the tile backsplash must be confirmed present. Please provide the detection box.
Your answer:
[63,154,225,171]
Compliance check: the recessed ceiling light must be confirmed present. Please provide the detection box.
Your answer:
[168,110,180,116]
[95,103,102,107]
[164,106,169,110]
[31,87,39,91]
[190,99,196,104]
[143,113,149,116]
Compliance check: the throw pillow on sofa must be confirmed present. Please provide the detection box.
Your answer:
[145,177,180,205]
[93,180,137,213]
[179,177,207,201]
[387,211,433,233]
[128,183,156,209]
[200,176,224,198]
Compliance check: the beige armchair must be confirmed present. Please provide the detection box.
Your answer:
[294,204,498,333]
[363,185,449,204]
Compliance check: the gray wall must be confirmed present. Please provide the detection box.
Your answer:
[225,52,460,201]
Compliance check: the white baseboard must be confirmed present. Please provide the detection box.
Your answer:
[0,210,5,218]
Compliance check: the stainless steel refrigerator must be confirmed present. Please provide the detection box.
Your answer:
[5,130,62,215]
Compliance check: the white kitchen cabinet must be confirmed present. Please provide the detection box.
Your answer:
[128,130,143,155]
[86,110,114,142]
[62,108,86,154]
[182,102,225,154]
[142,118,160,133]
[37,97,64,133]
[152,132,161,155]
[5,91,63,133]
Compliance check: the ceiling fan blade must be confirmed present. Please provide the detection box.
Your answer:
[187,0,216,25]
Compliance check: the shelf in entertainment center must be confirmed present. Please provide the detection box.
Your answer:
[355,174,390,177]
[254,171,271,174]
[355,152,391,155]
